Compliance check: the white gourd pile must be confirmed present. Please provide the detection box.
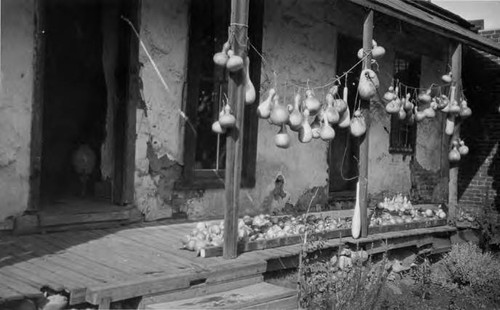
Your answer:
[370,193,447,227]
[181,214,352,254]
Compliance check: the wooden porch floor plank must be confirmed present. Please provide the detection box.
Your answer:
[0,284,27,302]
[85,230,200,273]
[0,265,62,292]
[26,234,137,280]
[45,231,150,275]
[121,227,202,260]
[10,256,96,290]
[1,243,84,288]
[134,227,203,262]
[0,270,43,299]
[7,242,108,285]
[109,228,207,270]
[78,231,194,275]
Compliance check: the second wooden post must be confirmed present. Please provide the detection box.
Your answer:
[223,0,250,259]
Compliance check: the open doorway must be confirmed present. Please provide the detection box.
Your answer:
[329,34,361,207]
[36,0,138,213]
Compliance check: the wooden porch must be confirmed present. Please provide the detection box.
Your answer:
[0,220,456,309]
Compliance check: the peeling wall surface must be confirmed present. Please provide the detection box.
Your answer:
[136,0,336,220]
[0,0,35,221]
[134,0,189,220]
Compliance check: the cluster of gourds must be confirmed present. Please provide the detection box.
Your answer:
[256,86,352,148]
[255,40,386,149]
[211,41,256,134]
[383,71,472,163]
[449,138,469,163]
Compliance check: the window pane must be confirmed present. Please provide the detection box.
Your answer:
[193,1,229,170]
[389,52,420,154]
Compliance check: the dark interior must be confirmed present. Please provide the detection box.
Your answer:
[329,34,361,196]
[40,0,133,207]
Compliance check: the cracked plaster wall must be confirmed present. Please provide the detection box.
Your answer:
[0,0,35,221]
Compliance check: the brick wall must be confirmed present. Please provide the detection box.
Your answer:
[458,29,500,217]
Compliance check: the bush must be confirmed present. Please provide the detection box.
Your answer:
[299,249,389,310]
[440,242,500,302]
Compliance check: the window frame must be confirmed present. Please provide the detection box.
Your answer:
[388,51,421,155]
[176,0,264,190]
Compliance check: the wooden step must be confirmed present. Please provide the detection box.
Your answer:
[138,274,263,309]
[145,282,297,309]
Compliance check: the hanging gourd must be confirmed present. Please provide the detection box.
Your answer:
[320,112,336,141]
[226,50,244,72]
[414,106,426,122]
[398,102,407,120]
[325,93,340,124]
[445,114,455,136]
[458,140,469,155]
[212,108,226,134]
[449,100,461,114]
[244,57,256,105]
[338,86,351,129]
[304,89,321,113]
[257,88,276,119]
[383,86,396,102]
[298,109,313,143]
[270,95,289,125]
[333,99,347,114]
[213,41,230,67]
[357,48,365,60]
[449,144,461,162]
[371,40,386,59]
[350,109,366,137]
[418,87,432,104]
[358,69,379,100]
[386,99,400,114]
[424,106,436,118]
[329,85,339,96]
[447,86,460,114]
[406,112,416,125]
[288,93,303,131]
[311,116,321,139]
[459,99,472,118]
[219,103,236,128]
[435,96,447,111]
[404,94,413,111]
[275,124,291,149]
[442,71,452,83]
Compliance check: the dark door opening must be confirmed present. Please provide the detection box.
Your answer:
[329,34,361,205]
[39,0,137,211]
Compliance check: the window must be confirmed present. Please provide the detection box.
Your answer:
[389,52,421,154]
[178,0,264,189]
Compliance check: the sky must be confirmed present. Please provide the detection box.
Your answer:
[432,0,500,30]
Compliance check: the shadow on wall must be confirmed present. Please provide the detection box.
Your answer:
[458,47,500,213]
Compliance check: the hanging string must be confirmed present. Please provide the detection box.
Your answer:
[248,41,373,92]
[120,15,197,135]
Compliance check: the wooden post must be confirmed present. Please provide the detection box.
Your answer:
[448,43,462,220]
[223,0,250,259]
[359,10,373,238]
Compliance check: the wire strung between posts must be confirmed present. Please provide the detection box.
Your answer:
[248,41,372,92]
[120,15,197,135]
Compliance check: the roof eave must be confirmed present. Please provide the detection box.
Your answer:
[349,0,500,57]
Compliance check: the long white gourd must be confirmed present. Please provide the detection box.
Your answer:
[351,181,361,239]
[338,86,351,128]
